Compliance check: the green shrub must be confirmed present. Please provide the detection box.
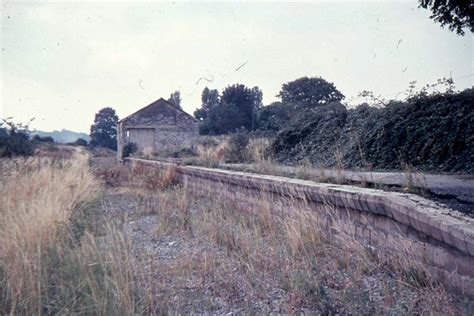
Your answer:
[69,138,88,146]
[0,120,35,158]
[226,128,250,163]
[122,142,138,158]
[272,102,348,165]
[272,88,474,173]
[32,135,55,143]
[255,101,293,133]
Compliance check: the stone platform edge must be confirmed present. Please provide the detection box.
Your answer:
[125,158,474,258]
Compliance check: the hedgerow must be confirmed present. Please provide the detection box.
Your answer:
[272,88,474,173]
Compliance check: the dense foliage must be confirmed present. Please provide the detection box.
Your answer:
[255,102,293,133]
[194,84,263,135]
[167,91,182,109]
[195,77,344,135]
[419,0,473,35]
[90,107,118,150]
[0,120,35,158]
[32,135,54,143]
[67,138,88,146]
[194,87,220,123]
[277,77,345,108]
[272,88,474,173]
[226,128,250,163]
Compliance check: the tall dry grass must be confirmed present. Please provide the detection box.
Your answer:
[86,158,470,313]
[147,182,465,314]
[246,137,271,163]
[0,149,152,314]
[196,138,229,164]
[0,150,97,311]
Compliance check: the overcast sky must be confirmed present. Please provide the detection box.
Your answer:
[1,0,472,133]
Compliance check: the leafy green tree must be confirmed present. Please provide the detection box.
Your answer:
[194,87,221,134]
[419,0,473,35]
[218,84,263,133]
[90,107,118,150]
[194,84,263,135]
[194,87,220,121]
[278,76,344,108]
[167,91,182,109]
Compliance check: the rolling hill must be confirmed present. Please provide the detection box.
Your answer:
[32,129,91,143]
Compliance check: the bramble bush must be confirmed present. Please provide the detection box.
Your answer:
[0,120,35,158]
[272,88,474,173]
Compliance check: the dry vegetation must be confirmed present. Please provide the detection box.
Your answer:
[0,148,153,314]
[96,157,472,314]
[1,147,472,314]
[136,135,431,204]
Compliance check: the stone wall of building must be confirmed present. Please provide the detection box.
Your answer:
[125,157,474,296]
[117,99,199,159]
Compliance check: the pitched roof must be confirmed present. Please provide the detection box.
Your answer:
[118,98,198,123]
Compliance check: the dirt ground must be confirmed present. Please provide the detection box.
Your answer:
[90,156,474,314]
[98,190,467,314]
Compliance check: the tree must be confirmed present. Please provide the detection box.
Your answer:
[167,91,182,109]
[194,87,221,134]
[90,107,118,150]
[194,84,263,135]
[194,87,220,121]
[219,84,263,133]
[277,76,344,108]
[419,0,473,35]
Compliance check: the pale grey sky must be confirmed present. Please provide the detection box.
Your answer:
[1,0,472,133]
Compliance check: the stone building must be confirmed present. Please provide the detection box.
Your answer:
[117,98,199,160]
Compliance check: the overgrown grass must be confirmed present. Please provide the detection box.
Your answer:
[85,158,474,313]
[0,149,157,314]
[141,182,469,314]
[12,150,467,313]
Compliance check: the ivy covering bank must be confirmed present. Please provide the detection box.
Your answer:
[272,88,474,173]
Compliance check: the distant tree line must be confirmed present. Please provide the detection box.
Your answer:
[0,119,89,158]
[192,75,473,173]
[194,77,342,135]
